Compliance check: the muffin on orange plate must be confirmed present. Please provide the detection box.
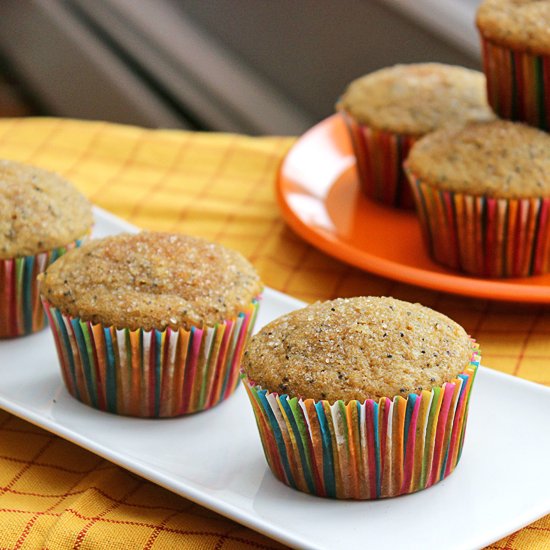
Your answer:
[406,120,550,277]
[242,296,480,499]
[337,63,494,209]
[477,0,550,130]
[39,232,262,417]
[0,159,92,338]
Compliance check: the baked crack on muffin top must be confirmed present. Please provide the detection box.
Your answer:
[243,297,473,402]
[406,120,550,198]
[337,63,494,135]
[39,232,262,331]
[476,0,550,55]
[0,159,92,259]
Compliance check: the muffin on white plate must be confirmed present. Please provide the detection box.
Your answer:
[39,232,263,417]
[0,159,91,338]
[242,296,480,499]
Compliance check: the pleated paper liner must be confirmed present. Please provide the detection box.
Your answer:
[0,238,86,339]
[42,298,260,417]
[244,343,480,500]
[481,37,550,131]
[407,169,550,278]
[339,110,417,209]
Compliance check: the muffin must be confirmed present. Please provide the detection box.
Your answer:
[242,297,480,500]
[477,0,550,130]
[39,232,262,417]
[337,64,494,208]
[405,120,550,277]
[0,160,92,338]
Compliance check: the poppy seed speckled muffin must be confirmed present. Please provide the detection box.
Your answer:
[406,120,550,277]
[242,296,480,500]
[337,64,494,208]
[477,0,550,130]
[0,159,92,338]
[40,232,263,417]
[244,297,472,402]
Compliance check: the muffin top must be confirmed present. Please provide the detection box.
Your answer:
[39,232,263,331]
[337,63,494,135]
[243,297,473,403]
[406,120,550,199]
[476,0,550,55]
[0,159,93,259]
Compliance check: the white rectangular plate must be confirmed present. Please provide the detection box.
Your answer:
[1,208,549,550]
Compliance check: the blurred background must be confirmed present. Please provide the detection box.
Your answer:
[0,0,481,135]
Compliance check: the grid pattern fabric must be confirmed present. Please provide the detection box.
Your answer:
[0,117,548,549]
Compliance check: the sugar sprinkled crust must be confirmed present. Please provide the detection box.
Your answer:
[0,159,93,259]
[337,63,494,135]
[476,0,550,55]
[39,232,263,331]
[406,120,550,199]
[242,296,472,402]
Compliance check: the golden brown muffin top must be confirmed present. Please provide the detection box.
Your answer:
[243,297,473,402]
[0,159,93,259]
[39,232,263,331]
[337,63,494,135]
[406,120,550,199]
[476,0,550,55]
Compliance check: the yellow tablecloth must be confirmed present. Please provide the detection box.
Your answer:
[0,117,548,549]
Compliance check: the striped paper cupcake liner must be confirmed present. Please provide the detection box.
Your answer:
[340,110,417,209]
[408,170,550,277]
[244,343,480,500]
[0,238,86,339]
[43,298,260,417]
[481,37,550,131]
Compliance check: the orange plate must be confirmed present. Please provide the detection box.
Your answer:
[277,114,550,303]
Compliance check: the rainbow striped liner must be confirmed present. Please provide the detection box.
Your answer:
[244,344,479,500]
[340,110,417,209]
[0,239,85,339]
[42,298,260,417]
[481,38,550,131]
[408,170,550,277]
